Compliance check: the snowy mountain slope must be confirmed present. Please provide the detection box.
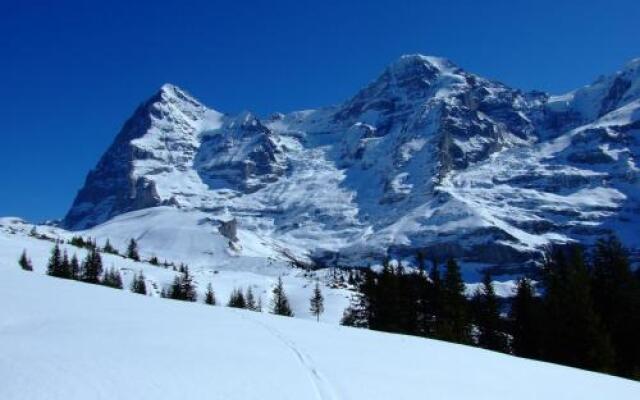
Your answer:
[0,216,352,323]
[59,55,640,271]
[64,84,224,229]
[2,265,639,400]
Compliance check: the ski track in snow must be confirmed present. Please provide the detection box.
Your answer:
[241,313,340,400]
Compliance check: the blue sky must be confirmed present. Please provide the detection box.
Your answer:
[1,0,639,222]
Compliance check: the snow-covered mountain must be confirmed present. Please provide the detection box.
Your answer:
[63,55,640,271]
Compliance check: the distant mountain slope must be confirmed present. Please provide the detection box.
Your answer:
[62,55,640,268]
[0,216,353,323]
[2,258,639,399]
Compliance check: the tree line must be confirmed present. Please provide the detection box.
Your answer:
[19,244,325,320]
[341,235,640,379]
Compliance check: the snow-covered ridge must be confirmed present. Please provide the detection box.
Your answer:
[61,55,640,273]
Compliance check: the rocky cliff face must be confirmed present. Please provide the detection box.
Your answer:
[64,55,640,268]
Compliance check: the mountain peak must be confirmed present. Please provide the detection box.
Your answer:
[387,54,458,77]
[153,83,203,109]
[394,54,454,68]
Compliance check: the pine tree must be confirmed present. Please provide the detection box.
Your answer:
[101,267,123,289]
[436,258,471,344]
[341,291,369,327]
[396,263,419,334]
[245,286,256,310]
[472,272,508,352]
[204,283,216,305]
[18,250,33,271]
[47,244,62,277]
[423,262,442,337]
[590,236,640,377]
[82,247,103,284]
[168,267,197,302]
[60,250,72,279]
[126,238,140,261]
[70,254,80,280]
[131,271,147,295]
[510,277,542,359]
[541,245,614,372]
[227,288,246,308]
[371,258,399,332]
[102,239,118,255]
[341,268,375,328]
[309,281,325,322]
[271,276,294,316]
[70,236,87,248]
[148,256,159,266]
[182,267,197,301]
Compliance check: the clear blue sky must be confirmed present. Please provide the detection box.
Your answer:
[2,0,639,222]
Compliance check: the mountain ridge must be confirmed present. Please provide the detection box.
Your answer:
[62,54,640,270]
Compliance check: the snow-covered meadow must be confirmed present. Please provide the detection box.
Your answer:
[2,256,640,399]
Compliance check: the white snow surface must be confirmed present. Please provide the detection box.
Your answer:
[2,260,639,399]
[0,217,353,324]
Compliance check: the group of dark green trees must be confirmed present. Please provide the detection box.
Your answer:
[341,236,640,379]
[43,243,122,287]
[226,276,298,317]
[161,266,197,301]
[227,286,261,311]
[23,242,303,318]
[21,242,150,294]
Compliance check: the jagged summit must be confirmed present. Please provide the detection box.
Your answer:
[547,57,640,122]
[156,83,203,107]
[63,55,640,271]
[388,54,458,74]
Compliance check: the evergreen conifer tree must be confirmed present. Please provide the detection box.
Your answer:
[472,272,508,352]
[227,288,246,308]
[541,245,614,372]
[131,271,147,295]
[60,250,72,279]
[102,239,118,255]
[82,247,103,284]
[271,276,294,316]
[309,281,325,322]
[590,236,640,377]
[182,267,197,301]
[47,244,62,277]
[204,283,216,305]
[126,238,140,261]
[101,267,123,289]
[510,277,542,359]
[245,286,256,310]
[436,258,471,344]
[168,268,197,302]
[70,254,80,280]
[70,236,86,248]
[371,258,399,332]
[18,250,33,271]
